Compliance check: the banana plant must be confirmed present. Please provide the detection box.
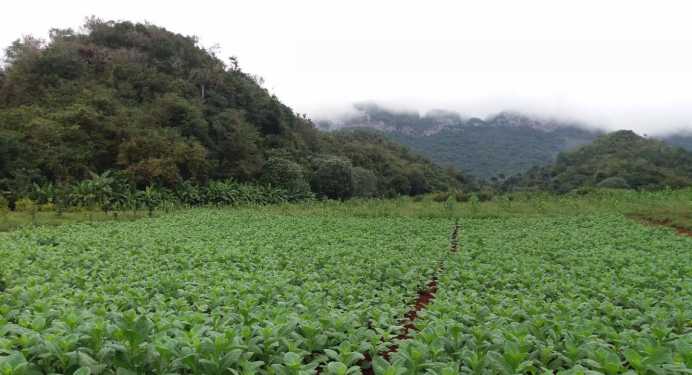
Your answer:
[137,186,162,217]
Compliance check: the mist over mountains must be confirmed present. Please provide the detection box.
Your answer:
[317,103,692,179]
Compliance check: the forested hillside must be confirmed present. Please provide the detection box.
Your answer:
[664,133,692,151]
[319,104,601,178]
[500,130,692,193]
[0,20,462,206]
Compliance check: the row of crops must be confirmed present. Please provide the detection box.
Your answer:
[0,210,450,374]
[383,215,692,374]
[1,209,690,374]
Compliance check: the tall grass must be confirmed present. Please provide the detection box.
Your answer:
[266,188,692,221]
[2,188,690,232]
[0,210,154,232]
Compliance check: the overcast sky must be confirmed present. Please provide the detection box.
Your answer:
[3,0,692,134]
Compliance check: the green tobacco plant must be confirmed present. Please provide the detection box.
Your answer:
[382,215,691,373]
[0,210,449,373]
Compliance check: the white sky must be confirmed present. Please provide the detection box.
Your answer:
[3,0,692,134]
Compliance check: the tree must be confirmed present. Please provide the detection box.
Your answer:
[311,157,354,200]
[116,126,210,187]
[386,173,411,197]
[261,157,310,195]
[351,167,378,197]
[152,94,209,143]
[210,110,263,180]
[406,168,431,195]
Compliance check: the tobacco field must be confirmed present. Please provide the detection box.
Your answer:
[383,215,691,374]
[0,209,690,374]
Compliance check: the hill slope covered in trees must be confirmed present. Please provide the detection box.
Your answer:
[319,103,692,180]
[0,20,463,205]
[664,133,692,151]
[318,104,602,179]
[500,130,692,192]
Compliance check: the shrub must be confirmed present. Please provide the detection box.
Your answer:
[31,183,58,205]
[597,177,631,189]
[39,202,55,212]
[432,192,451,202]
[15,198,37,213]
[204,180,241,206]
[570,187,597,196]
[477,190,494,202]
[0,196,8,213]
[202,179,298,205]
[454,191,470,202]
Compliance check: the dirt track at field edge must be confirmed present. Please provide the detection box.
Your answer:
[629,215,692,237]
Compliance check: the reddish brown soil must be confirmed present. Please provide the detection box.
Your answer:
[317,223,460,375]
[450,223,459,253]
[385,278,438,355]
[631,216,692,237]
[358,276,439,374]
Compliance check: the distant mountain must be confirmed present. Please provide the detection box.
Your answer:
[663,133,692,151]
[319,104,692,180]
[502,130,692,192]
[318,104,602,178]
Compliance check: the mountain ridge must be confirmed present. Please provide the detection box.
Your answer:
[317,104,602,178]
[501,130,692,192]
[317,103,692,179]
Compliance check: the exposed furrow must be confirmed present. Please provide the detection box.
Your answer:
[629,215,692,237]
[359,222,460,374]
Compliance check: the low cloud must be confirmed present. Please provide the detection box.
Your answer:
[306,94,692,136]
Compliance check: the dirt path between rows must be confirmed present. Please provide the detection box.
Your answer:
[358,221,459,374]
[311,222,460,374]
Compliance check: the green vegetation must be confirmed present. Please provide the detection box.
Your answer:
[0,189,690,373]
[1,190,690,374]
[628,209,692,233]
[5,175,305,214]
[266,188,692,222]
[503,130,692,193]
[665,133,692,151]
[319,105,600,179]
[0,20,462,208]
[320,105,692,188]
[1,17,691,375]
[0,210,449,374]
[0,210,152,233]
[384,215,691,374]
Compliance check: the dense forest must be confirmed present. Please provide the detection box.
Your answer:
[0,19,463,208]
[665,133,692,151]
[499,130,692,193]
[318,105,602,178]
[320,104,692,183]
